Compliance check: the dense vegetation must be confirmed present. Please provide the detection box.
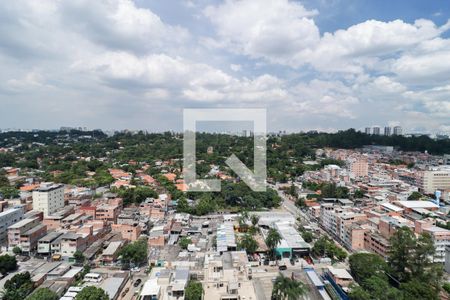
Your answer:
[0,129,447,205]
[75,286,109,300]
[2,272,34,300]
[118,238,148,268]
[348,227,443,300]
[0,254,17,275]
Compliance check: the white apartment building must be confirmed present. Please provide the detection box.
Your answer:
[418,168,450,195]
[0,206,24,244]
[32,183,65,216]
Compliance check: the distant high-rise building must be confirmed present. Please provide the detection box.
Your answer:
[393,126,402,135]
[365,127,371,134]
[372,126,381,135]
[384,126,391,136]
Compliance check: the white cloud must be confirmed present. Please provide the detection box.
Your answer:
[289,79,359,118]
[0,0,448,133]
[204,0,320,65]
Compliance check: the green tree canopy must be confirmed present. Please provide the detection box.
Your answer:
[119,238,148,267]
[179,237,192,250]
[0,254,17,275]
[265,228,282,259]
[185,281,203,300]
[75,286,109,300]
[349,253,387,284]
[271,274,307,300]
[239,234,258,254]
[3,272,33,300]
[26,288,58,300]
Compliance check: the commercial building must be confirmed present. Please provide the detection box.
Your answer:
[274,222,311,258]
[417,169,450,195]
[384,126,391,136]
[393,126,402,135]
[372,126,381,135]
[32,183,65,216]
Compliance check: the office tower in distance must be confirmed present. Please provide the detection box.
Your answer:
[384,126,391,136]
[372,126,381,135]
[365,127,371,134]
[393,126,402,135]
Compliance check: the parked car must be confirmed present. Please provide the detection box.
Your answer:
[121,287,129,297]
[133,279,142,287]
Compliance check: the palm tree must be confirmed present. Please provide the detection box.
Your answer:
[250,214,260,227]
[272,274,307,300]
[265,228,282,260]
[238,210,249,232]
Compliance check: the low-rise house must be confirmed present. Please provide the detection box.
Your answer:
[111,223,141,241]
[101,241,123,265]
[38,231,63,256]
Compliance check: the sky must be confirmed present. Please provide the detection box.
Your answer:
[0,0,449,134]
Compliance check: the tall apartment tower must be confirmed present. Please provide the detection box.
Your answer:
[393,126,402,135]
[32,183,65,217]
[384,126,391,136]
[365,127,371,134]
[372,126,381,135]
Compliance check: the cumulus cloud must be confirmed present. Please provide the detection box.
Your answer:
[204,0,320,64]
[0,0,448,133]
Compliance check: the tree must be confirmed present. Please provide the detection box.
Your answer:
[12,246,22,256]
[250,214,260,228]
[185,280,203,300]
[0,173,9,187]
[301,231,313,243]
[401,279,438,300]
[176,197,190,213]
[360,275,403,300]
[179,237,192,250]
[0,254,17,275]
[387,226,416,282]
[443,282,450,294]
[73,250,85,265]
[348,286,371,300]
[119,238,148,267]
[2,272,33,300]
[27,288,59,300]
[349,253,387,284]
[265,228,282,259]
[239,234,258,254]
[410,233,434,277]
[312,236,346,262]
[75,286,109,300]
[271,274,307,300]
[407,191,423,200]
[353,189,365,199]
